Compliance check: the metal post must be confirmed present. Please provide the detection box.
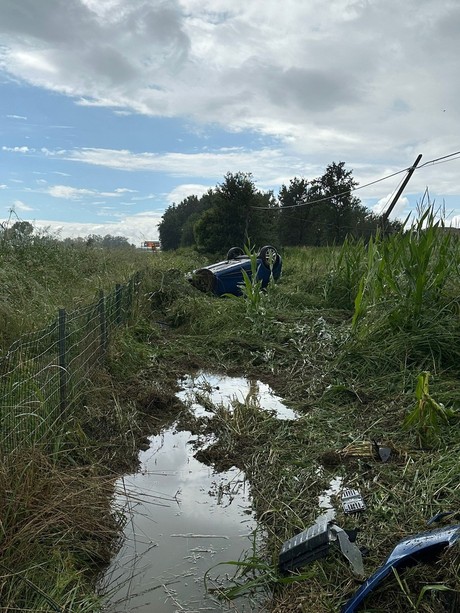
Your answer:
[98,290,107,358]
[58,308,67,414]
[115,283,122,325]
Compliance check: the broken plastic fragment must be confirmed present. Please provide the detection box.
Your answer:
[427,511,457,525]
[279,519,364,575]
[378,446,391,462]
[341,524,460,612]
[341,489,366,514]
[329,524,364,576]
[279,518,330,572]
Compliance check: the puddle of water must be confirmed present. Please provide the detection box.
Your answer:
[103,373,293,612]
[316,471,344,523]
[177,371,298,420]
[103,427,258,612]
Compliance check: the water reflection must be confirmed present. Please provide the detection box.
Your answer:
[104,428,256,612]
[317,475,343,523]
[103,372,292,612]
[177,372,298,420]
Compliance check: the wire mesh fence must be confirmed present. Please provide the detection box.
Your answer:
[0,271,143,454]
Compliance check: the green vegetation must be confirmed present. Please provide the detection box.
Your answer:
[1,210,459,612]
[0,220,145,349]
[158,163,401,254]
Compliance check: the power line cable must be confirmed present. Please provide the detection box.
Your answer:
[251,148,460,211]
[251,167,410,210]
[417,150,460,167]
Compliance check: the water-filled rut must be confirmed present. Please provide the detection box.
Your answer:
[103,372,297,611]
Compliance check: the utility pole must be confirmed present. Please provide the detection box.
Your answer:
[381,154,423,231]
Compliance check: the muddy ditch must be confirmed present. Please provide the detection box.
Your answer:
[102,371,299,612]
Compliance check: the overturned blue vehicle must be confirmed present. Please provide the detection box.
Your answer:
[188,245,282,296]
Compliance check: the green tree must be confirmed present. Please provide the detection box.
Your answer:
[278,178,310,246]
[101,235,134,249]
[307,162,364,245]
[192,206,226,253]
[248,190,280,248]
[2,220,34,244]
[159,194,211,250]
[158,205,182,251]
[85,234,103,247]
[194,172,274,254]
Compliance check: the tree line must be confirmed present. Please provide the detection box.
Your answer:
[158,162,401,253]
[0,221,135,250]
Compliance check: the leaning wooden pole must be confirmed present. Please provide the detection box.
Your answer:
[382,154,423,230]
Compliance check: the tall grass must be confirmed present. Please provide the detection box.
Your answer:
[351,208,458,331]
[0,235,152,350]
[0,451,124,611]
[403,370,456,447]
[324,207,460,376]
[0,238,170,611]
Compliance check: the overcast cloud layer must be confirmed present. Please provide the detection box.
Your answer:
[1,0,459,242]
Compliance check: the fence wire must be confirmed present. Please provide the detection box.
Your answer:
[0,272,142,454]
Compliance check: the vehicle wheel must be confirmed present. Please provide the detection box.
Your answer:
[227,247,244,260]
[258,245,280,268]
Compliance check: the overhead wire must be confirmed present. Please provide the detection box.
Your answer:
[251,167,410,210]
[417,150,460,167]
[251,148,460,210]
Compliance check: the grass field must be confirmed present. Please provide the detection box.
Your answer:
[1,216,459,611]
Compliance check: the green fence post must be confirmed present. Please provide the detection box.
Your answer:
[58,308,68,414]
[99,290,107,358]
[134,270,142,309]
[115,283,123,325]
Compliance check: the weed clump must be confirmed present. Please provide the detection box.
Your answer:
[0,451,124,611]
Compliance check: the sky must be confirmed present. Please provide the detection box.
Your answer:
[1,0,459,246]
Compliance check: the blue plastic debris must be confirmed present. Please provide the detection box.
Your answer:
[342,524,460,612]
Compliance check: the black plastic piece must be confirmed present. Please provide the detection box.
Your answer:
[279,520,330,572]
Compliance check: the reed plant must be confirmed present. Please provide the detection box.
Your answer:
[403,371,456,447]
[0,451,124,612]
[0,236,152,350]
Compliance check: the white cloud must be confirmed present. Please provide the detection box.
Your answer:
[46,184,137,199]
[0,0,458,168]
[12,199,34,211]
[2,145,31,153]
[46,185,96,199]
[0,0,460,213]
[372,195,409,219]
[0,184,7,189]
[50,146,313,187]
[6,114,27,120]
[39,145,459,206]
[166,183,210,205]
